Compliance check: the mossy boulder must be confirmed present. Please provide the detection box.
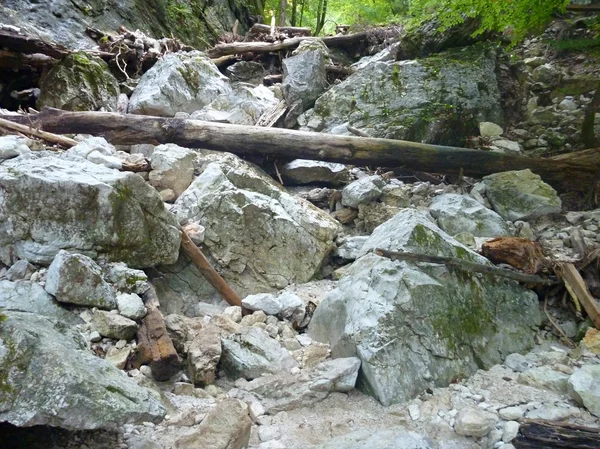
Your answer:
[299,45,502,146]
[0,310,164,429]
[129,51,231,116]
[0,156,180,268]
[309,209,541,406]
[38,53,119,111]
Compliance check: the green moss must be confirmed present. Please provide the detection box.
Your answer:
[177,64,201,95]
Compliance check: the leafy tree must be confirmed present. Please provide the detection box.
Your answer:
[408,0,570,41]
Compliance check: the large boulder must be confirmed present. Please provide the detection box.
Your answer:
[310,209,541,405]
[190,84,278,125]
[0,310,165,429]
[166,153,339,308]
[38,53,119,112]
[0,156,180,268]
[568,364,600,417]
[481,169,562,221]
[299,45,502,146]
[429,193,511,237]
[129,52,231,116]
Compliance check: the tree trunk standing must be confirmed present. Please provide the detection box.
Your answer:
[4,108,598,193]
[299,0,305,26]
[291,0,298,26]
[279,0,287,26]
[315,0,324,35]
[581,85,600,148]
[318,0,328,34]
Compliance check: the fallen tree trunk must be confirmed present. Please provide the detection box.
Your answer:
[136,285,181,381]
[248,23,312,37]
[513,419,600,448]
[4,108,599,192]
[208,31,372,58]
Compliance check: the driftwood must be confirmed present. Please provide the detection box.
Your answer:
[480,237,548,275]
[256,100,287,127]
[0,28,69,59]
[135,285,181,381]
[513,419,600,448]
[180,230,243,308]
[567,4,600,12]
[375,249,559,285]
[247,23,312,38]
[4,108,599,193]
[555,262,600,329]
[0,49,56,70]
[209,31,377,58]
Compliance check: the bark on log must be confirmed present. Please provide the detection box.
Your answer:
[0,28,70,59]
[180,230,244,308]
[567,5,600,12]
[4,108,599,193]
[513,419,600,448]
[136,286,181,381]
[208,31,372,58]
[248,23,312,37]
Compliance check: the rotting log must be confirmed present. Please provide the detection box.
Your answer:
[567,4,600,12]
[136,285,181,381]
[513,419,600,448]
[3,108,599,193]
[0,28,69,59]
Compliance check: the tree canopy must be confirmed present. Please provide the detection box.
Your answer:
[262,0,570,40]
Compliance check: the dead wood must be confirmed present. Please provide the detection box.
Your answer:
[263,74,283,85]
[375,249,559,285]
[567,5,600,12]
[0,28,70,59]
[0,50,56,70]
[247,23,312,39]
[555,262,600,329]
[135,285,181,381]
[180,230,244,308]
[513,419,600,448]
[256,100,287,127]
[480,237,549,275]
[0,116,77,148]
[4,108,598,193]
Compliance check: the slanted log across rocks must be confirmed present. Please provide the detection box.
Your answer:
[4,108,599,193]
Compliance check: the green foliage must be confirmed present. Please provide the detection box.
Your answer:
[408,0,570,41]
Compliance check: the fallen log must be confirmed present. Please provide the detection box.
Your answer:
[136,285,181,381]
[567,4,600,12]
[247,23,312,37]
[513,419,600,448]
[0,28,69,59]
[555,262,600,329]
[3,108,599,193]
[180,230,244,308]
[208,31,374,58]
[375,249,559,285]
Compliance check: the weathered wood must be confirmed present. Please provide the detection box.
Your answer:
[3,108,599,193]
[513,419,600,448]
[0,28,69,59]
[0,50,56,70]
[136,285,181,381]
[180,230,244,308]
[567,4,600,12]
[208,31,372,58]
[0,116,77,148]
[375,249,559,285]
[248,23,312,37]
[556,262,600,329]
[481,237,549,275]
[256,100,287,127]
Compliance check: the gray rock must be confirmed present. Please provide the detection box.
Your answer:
[503,421,519,443]
[221,327,298,379]
[315,429,432,449]
[531,63,558,84]
[187,325,222,386]
[103,263,149,295]
[524,404,575,421]
[174,398,251,449]
[38,53,119,111]
[240,357,361,413]
[276,291,304,322]
[479,122,503,137]
[498,406,525,421]
[92,310,138,340]
[149,144,197,198]
[311,209,540,406]
[129,52,231,117]
[491,139,522,154]
[0,156,181,268]
[5,260,36,281]
[281,160,350,186]
[504,353,531,373]
[518,366,570,394]
[105,345,132,370]
[258,425,281,442]
[299,45,502,145]
[0,311,164,429]
[0,135,31,160]
[63,137,122,170]
[483,169,562,221]
[568,364,600,417]
[282,40,329,120]
[170,153,339,301]
[0,280,81,325]
[342,175,386,208]
[128,438,163,449]
[116,293,147,320]
[429,194,510,237]
[191,84,278,125]
[45,251,116,309]
[454,408,497,437]
[226,61,265,86]
[242,293,282,315]
[335,236,369,260]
